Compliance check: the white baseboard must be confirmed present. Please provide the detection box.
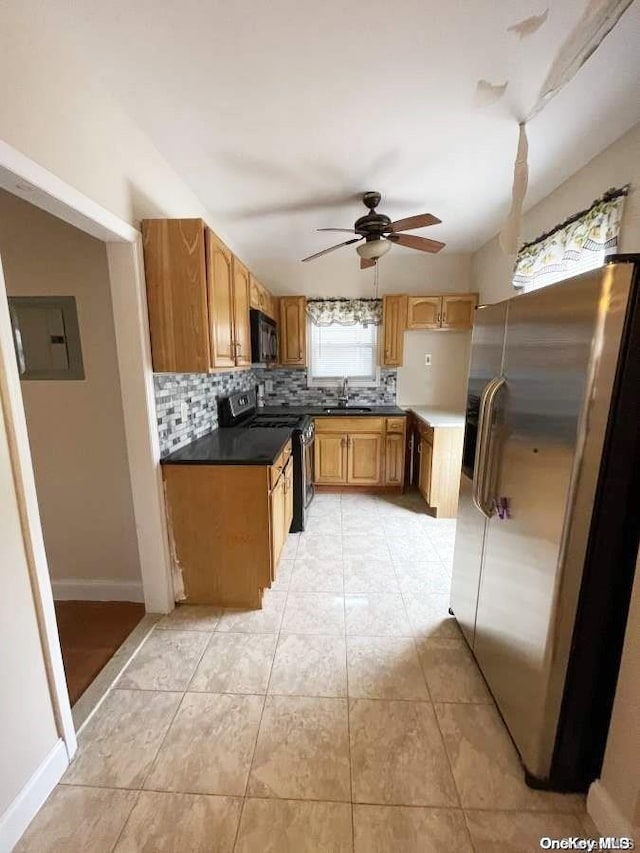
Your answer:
[588,779,637,839]
[0,739,68,852]
[52,578,144,603]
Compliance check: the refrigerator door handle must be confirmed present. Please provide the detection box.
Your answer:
[472,376,505,518]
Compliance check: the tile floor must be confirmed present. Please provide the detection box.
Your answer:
[18,490,592,852]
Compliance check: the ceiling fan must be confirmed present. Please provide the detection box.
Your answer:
[301,191,445,269]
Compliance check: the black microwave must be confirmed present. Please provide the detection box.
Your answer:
[250,309,278,364]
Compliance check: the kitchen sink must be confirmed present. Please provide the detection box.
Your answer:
[323,406,372,414]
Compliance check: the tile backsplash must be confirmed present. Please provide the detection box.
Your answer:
[154,366,398,457]
[253,367,397,407]
[154,369,255,457]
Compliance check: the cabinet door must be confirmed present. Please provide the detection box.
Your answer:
[280,296,307,365]
[385,434,405,485]
[205,229,235,368]
[441,295,477,330]
[382,295,407,366]
[270,473,286,570]
[418,437,433,504]
[142,219,210,372]
[232,258,252,367]
[406,296,442,330]
[249,275,262,312]
[348,433,383,485]
[314,434,347,484]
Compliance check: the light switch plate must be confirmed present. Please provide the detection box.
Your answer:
[180,401,189,422]
[424,354,432,366]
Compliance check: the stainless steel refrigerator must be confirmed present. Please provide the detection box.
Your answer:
[450,255,640,791]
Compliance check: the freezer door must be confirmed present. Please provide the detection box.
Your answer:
[450,301,507,646]
[472,266,632,780]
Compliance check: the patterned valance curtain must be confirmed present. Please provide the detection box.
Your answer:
[306,298,383,326]
[513,187,628,291]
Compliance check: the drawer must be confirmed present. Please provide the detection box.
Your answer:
[386,417,406,434]
[270,439,292,488]
[314,417,385,434]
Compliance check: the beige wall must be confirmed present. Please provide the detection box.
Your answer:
[0,390,59,815]
[599,556,640,832]
[0,191,141,588]
[0,5,215,235]
[470,120,640,833]
[472,120,640,306]
[397,329,471,409]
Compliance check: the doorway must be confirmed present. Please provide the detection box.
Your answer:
[0,189,149,711]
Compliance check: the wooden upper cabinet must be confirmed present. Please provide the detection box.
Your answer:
[142,219,211,372]
[406,296,441,330]
[382,295,407,366]
[142,218,262,372]
[441,295,477,330]
[206,229,235,369]
[250,275,277,321]
[280,296,307,366]
[232,258,251,367]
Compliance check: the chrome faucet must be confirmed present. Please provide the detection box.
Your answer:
[338,377,349,407]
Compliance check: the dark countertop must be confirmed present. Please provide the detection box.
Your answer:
[260,405,407,417]
[161,427,292,466]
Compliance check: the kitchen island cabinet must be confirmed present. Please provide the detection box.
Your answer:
[162,435,292,608]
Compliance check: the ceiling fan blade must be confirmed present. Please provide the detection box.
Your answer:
[388,233,446,253]
[301,237,362,262]
[360,257,376,270]
[317,228,356,233]
[389,213,441,232]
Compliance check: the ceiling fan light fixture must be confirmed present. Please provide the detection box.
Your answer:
[357,238,392,260]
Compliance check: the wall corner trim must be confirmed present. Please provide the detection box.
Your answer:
[0,738,68,851]
[588,779,637,838]
[51,577,144,603]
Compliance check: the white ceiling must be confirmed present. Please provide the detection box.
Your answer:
[32,0,640,291]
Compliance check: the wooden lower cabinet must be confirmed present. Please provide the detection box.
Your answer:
[314,417,406,488]
[348,434,383,485]
[314,433,348,484]
[414,420,463,517]
[418,436,433,504]
[385,434,405,485]
[163,440,292,608]
[270,456,294,573]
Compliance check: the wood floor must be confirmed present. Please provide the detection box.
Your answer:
[54,601,145,705]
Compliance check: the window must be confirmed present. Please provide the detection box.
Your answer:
[309,321,378,384]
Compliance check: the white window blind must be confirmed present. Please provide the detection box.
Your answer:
[309,322,378,382]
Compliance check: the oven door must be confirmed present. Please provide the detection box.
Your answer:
[303,432,315,508]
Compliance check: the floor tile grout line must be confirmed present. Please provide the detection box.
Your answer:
[342,527,357,848]
[108,788,142,853]
[52,781,585,816]
[237,529,292,828]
